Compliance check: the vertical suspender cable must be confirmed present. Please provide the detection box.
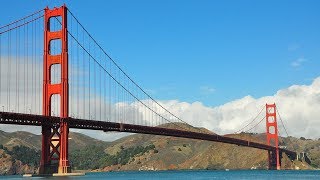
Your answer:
[31,15,34,114]
[0,33,1,107]
[92,44,97,120]
[109,57,111,122]
[0,32,2,108]
[76,18,79,118]
[82,27,85,119]
[117,68,120,123]
[98,50,101,120]
[23,19,26,113]
[104,53,107,121]
[15,22,18,113]
[115,67,117,122]
[100,51,102,121]
[117,67,119,122]
[17,19,20,113]
[87,36,90,119]
[39,17,41,114]
[8,27,11,111]
[26,22,29,113]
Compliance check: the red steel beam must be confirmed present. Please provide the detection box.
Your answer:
[42,4,70,174]
[266,103,280,170]
[0,111,297,161]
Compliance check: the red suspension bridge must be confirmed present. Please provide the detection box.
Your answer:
[0,5,298,175]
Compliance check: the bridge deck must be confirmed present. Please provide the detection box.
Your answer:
[0,111,296,159]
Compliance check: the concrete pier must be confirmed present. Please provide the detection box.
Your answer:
[23,172,85,177]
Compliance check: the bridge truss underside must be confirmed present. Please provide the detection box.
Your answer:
[0,111,297,168]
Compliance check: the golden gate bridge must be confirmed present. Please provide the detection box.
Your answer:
[0,5,298,175]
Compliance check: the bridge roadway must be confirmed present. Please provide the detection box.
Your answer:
[0,111,296,160]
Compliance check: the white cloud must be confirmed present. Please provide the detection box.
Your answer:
[2,76,320,141]
[1,56,320,141]
[291,58,307,68]
[200,86,215,95]
[155,77,320,139]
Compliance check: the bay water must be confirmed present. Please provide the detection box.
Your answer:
[0,170,320,179]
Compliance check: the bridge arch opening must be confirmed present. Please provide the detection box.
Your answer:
[49,39,62,55]
[49,16,62,32]
[268,126,276,135]
[50,94,60,117]
[50,64,61,84]
[267,116,275,123]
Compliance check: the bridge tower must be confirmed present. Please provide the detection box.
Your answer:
[266,103,280,170]
[40,5,70,174]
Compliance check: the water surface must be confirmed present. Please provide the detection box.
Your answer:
[1,170,320,179]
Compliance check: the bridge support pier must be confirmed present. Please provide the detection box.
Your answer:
[40,125,58,174]
[266,103,280,170]
[58,120,71,174]
[40,5,71,174]
[268,150,281,170]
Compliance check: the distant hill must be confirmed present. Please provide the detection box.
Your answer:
[0,123,317,175]
[101,123,311,171]
[0,130,110,175]
[0,130,109,151]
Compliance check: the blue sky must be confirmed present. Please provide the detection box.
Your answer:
[1,0,320,106]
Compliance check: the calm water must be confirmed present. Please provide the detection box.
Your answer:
[1,170,320,179]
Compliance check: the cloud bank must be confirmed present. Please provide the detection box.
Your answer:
[157,77,320,139]
[0,74,320,141]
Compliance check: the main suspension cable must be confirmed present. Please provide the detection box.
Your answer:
[234,105,265,134]
[66,8,190,126]
[0,9,44,30]
[276,107,290,137]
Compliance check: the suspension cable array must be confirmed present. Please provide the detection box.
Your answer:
[65,8,201,132]
[0,7,203,133]
[0,6,296,144]
[0,9,44,115]
[0,6,293,137]
[233,104,291,142]
[0,5,299,173]
[233,105,265,134]
[276,107,290,137]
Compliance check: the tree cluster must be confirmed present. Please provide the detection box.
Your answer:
[0,144,40,167]
[70,144,156,170]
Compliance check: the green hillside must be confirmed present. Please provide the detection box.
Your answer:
[0,125,316,175]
